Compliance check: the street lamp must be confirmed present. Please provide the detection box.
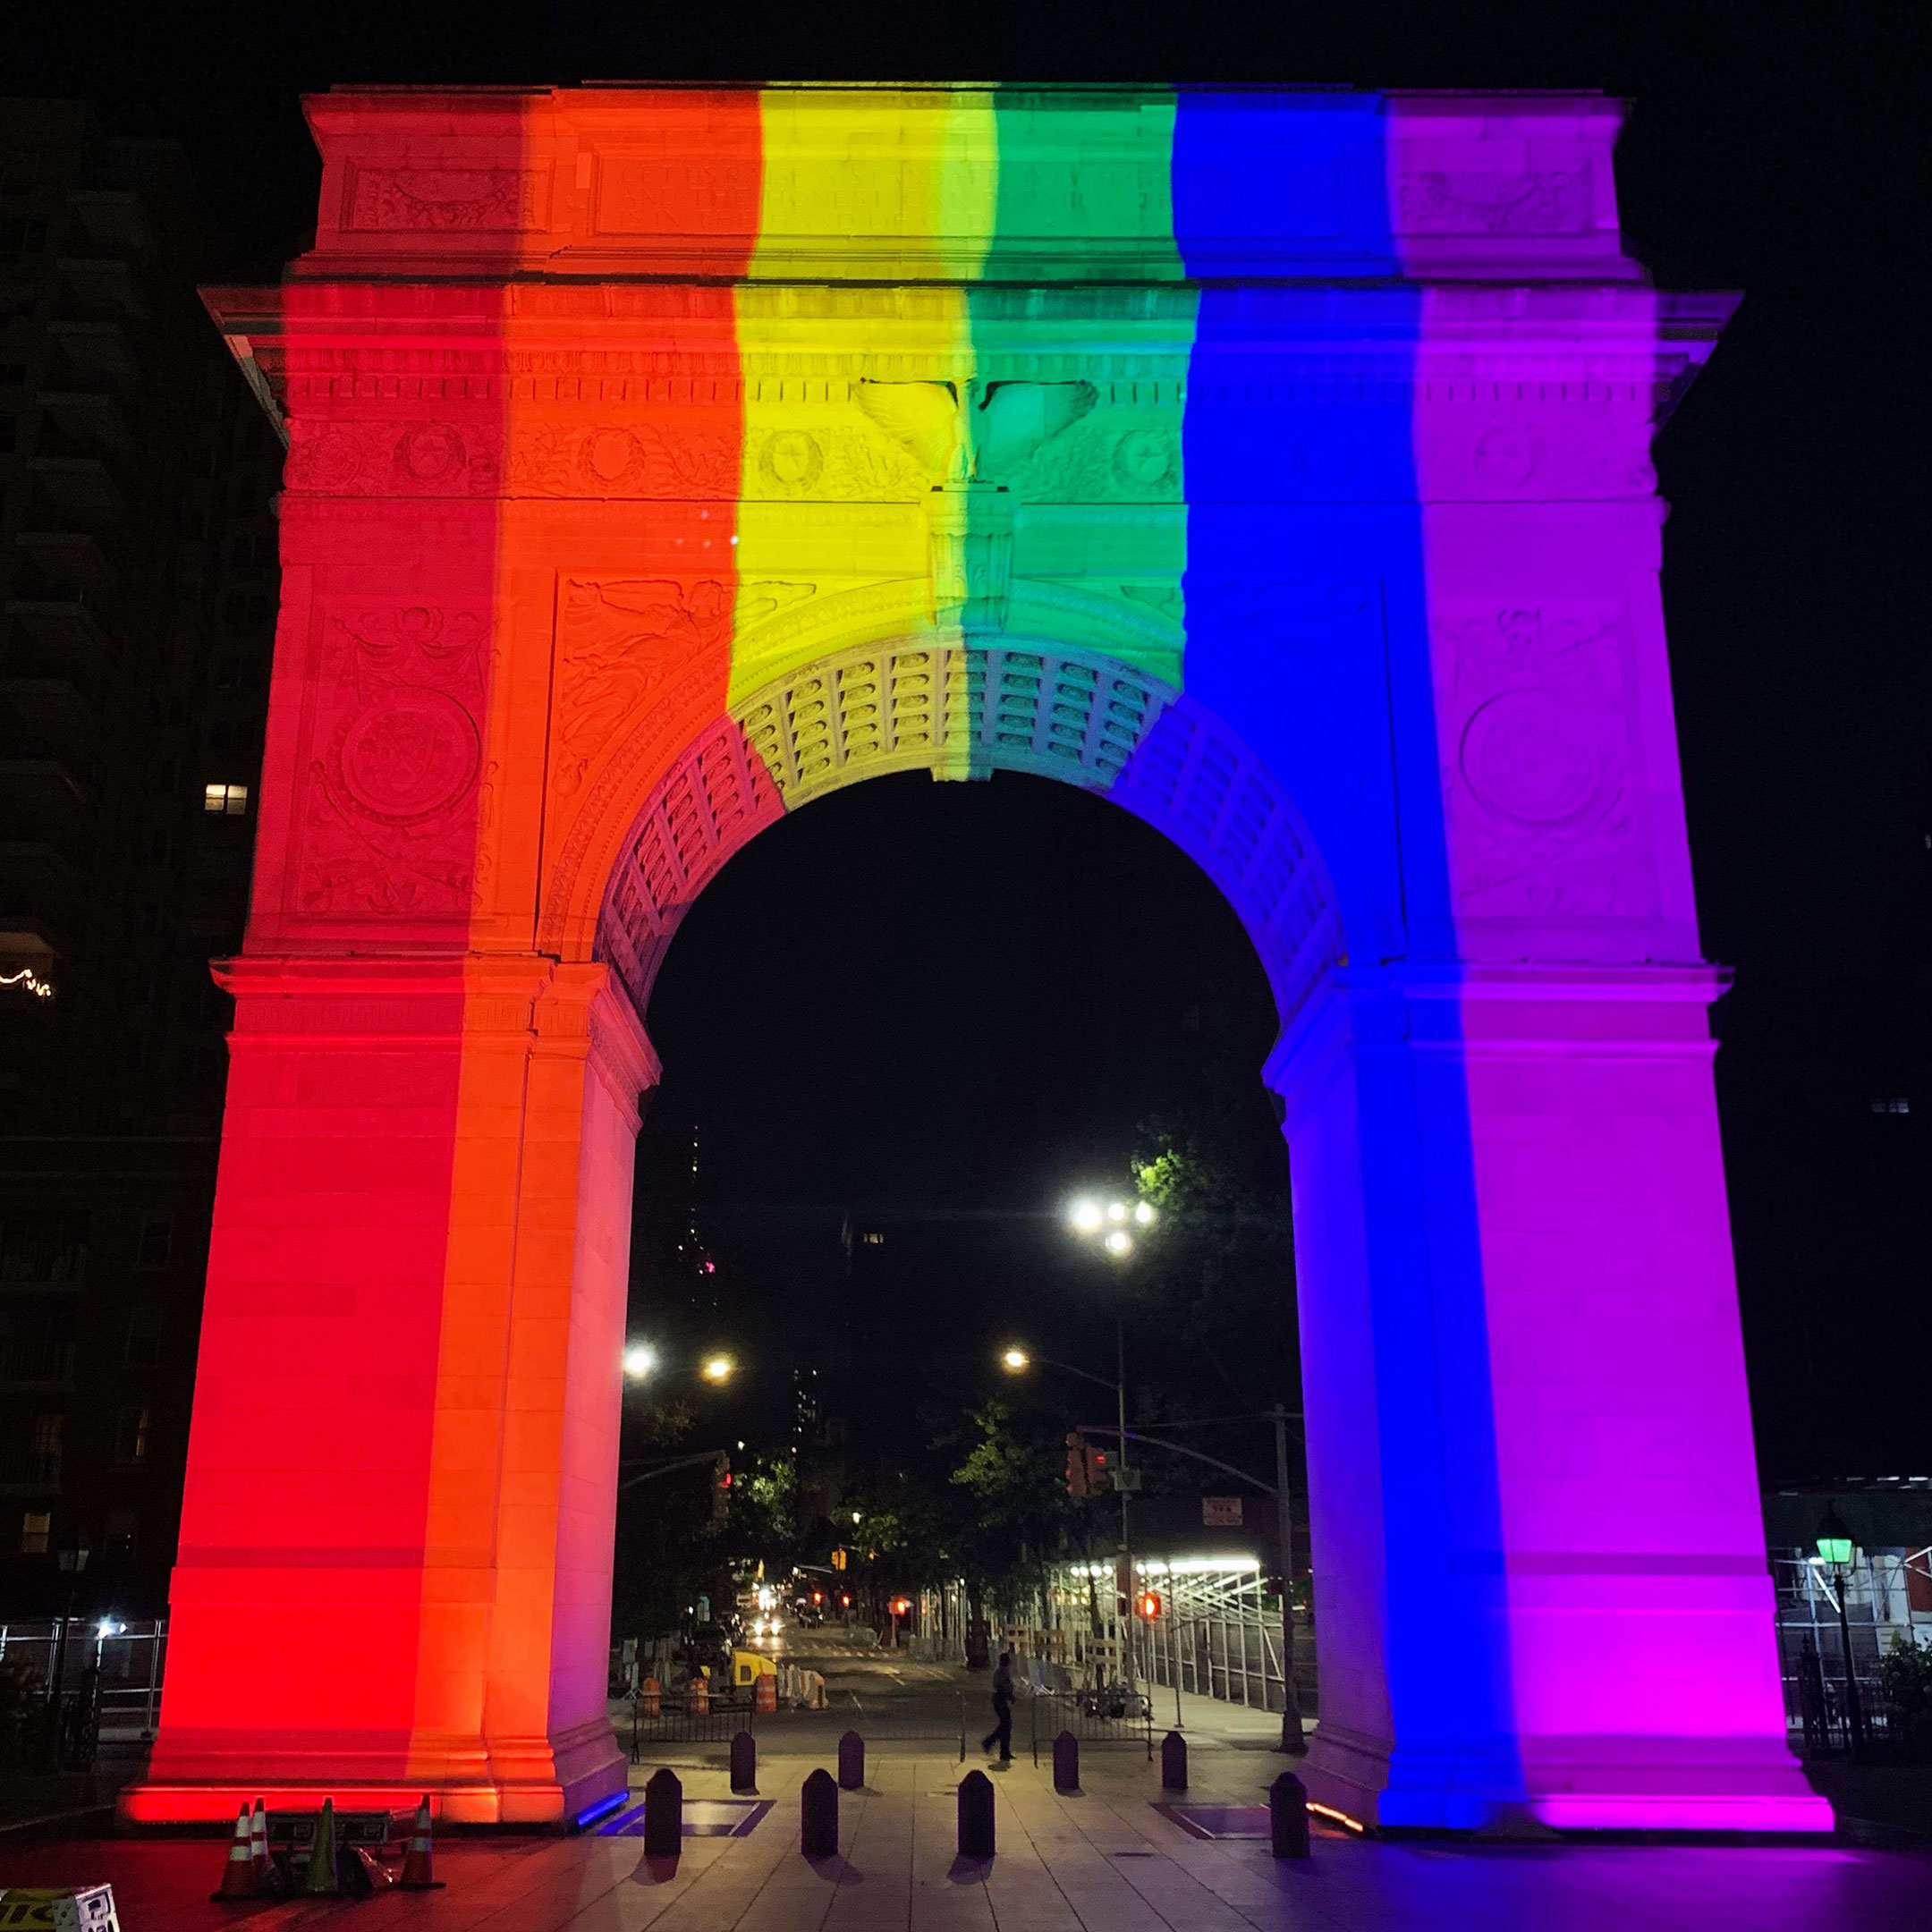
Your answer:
[1817,1504,1866,1758]
[1001,1332,1138,1695]
[623,1343,735,1385]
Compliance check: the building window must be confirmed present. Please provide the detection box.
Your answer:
[21,1413,63,1485]
[136,1218,171,1267]
[203,783,249,816]
[114,1407,150,1465]
[1870,1097,1911,1114]
[0,1212,89,1285]
[0,218,47,261]
[124,1309,162,1368]
[104,1508,138,1560]
[21,1511,50,1556]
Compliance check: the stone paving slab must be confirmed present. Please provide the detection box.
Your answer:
[3,1749,1929,1930]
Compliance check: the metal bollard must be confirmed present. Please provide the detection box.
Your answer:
[957,1769,996,1859]
[1052,1730,1079,1792]
[643,1767,682,1857]
[1160,1730,1188,1792]
[837,1729,865,1791]
[1269,1772,1311,1859]
[731,1729,758,1793]
[801,1767,839,1857]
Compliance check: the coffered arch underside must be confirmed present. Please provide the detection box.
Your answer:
[592,636,1343,1034]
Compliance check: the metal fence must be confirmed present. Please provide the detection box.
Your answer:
[1771,1548,1932,1754]
[629,1692,761,1753]
[1027,1687,1153,1762]
[0,1614,165,1754]
[629,1688,967,1758]
[0,1617,166,1758]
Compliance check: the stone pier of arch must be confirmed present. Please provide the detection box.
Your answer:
[121,87,1826,1834]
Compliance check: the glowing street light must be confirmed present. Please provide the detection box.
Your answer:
[702,1353,735,1384]
[1067,1196,1155,1252]
[1002,1346,1030,1371]
[623,1343,658,1380]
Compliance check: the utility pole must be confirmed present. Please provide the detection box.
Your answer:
[1116,1317,1133,1696]
[1270,1405,1308,1755]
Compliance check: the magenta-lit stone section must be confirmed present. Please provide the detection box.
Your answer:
[1386,109,1820,1824]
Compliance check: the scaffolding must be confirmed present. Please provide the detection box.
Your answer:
[1007,1556,1292,1716]
[1139,1558,1289,1714]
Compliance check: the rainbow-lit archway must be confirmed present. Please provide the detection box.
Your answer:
[124,86,1824,1833]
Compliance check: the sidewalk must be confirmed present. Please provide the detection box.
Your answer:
[5,1741,1928,1931]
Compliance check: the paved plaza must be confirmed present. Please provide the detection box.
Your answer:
[5,1736,1928,1932]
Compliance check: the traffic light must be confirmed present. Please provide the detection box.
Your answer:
[831,1546,847,1571]
[713,1453,731,1524]
[1138,1589,1163,1621]
[1064,1432,1109,1496]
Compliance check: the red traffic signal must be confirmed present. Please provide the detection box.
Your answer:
[1138,1590,1163,1620]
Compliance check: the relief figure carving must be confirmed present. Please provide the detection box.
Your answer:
[554,579,739,795]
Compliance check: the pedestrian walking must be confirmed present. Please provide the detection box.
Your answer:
[981,1649,1015,1761]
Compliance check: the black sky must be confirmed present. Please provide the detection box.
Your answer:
[16,0,1928,1476]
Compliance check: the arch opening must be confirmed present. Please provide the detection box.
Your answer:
[593,636,1344,1040]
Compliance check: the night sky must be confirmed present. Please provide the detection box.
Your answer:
[18,2,1928,1478]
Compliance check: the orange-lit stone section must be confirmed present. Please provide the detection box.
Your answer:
[127,89,752,1824]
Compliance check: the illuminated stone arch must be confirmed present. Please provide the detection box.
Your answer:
[590,637,1342,1032]
[133,85,1824,1838]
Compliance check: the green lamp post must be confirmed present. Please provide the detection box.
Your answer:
[1816,1504,1866,1758]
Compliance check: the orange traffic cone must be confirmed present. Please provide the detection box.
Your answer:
[249,1798,283,1894]
[640,1675,661,1717]
[212,1804,257,1902]
[400,1795,441,1889]
[687,1673,709,1716]
[754,1671,776,1714]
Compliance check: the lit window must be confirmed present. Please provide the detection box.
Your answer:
[21,1511,50,1555]
[203,783,249,816]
